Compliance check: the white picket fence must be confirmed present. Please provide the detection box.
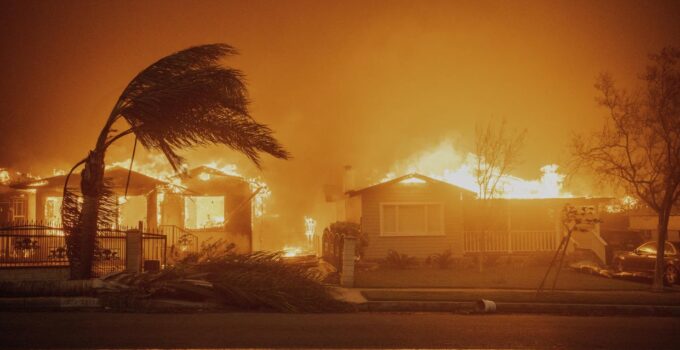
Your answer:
[463,230,558,253]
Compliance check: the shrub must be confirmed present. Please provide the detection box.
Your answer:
[429,249,454,269]
[324,221,368,259]
[383,250,418,269]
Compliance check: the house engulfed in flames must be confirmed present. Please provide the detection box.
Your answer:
[2,166,255,253]
[333,170,613,264]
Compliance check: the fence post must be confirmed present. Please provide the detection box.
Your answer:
[340,236,356,287]
[126,230,143,273]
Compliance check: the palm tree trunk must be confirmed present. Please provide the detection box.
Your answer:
[70,150,106,279]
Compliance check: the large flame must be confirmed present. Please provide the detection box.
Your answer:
[108,155,272,217]
[382,140,572,199]
[0,169,10,185]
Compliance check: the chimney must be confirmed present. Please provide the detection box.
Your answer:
[343,165,355,193]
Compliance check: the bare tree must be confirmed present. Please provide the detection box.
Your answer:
[475,119,527,200]
[473,119,526,271]
[62,44,290,279]
[572,47,680,291]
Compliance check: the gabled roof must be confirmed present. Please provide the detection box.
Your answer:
[347,173,475,197]
[10,166,169,195]
[186,165,244,182]
[181,166,249,196]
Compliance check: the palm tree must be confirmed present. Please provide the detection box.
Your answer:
[62,44,289,279]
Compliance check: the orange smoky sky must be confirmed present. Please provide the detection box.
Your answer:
[1,0,679,238]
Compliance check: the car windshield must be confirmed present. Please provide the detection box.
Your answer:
[637,242,657,254]
[636,242,677,256]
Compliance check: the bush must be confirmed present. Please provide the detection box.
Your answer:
[428,250,454,269]
[383,250,418,269]
[324,221,368,259]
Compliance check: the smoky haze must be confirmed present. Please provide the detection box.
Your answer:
[1,0,679,247]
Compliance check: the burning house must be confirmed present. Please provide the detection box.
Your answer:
[4,165,256,253]
[160,166,254,253]
[8,167,167,228]
[335,172,612,263]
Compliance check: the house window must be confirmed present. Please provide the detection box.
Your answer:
[10,197,26,222]
[44,197,63,226]
[184,196,225,229]
[380,203,444,236]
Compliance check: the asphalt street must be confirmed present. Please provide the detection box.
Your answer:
[0,311,678,349]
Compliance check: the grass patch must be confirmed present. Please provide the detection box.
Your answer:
[355,265,651,291]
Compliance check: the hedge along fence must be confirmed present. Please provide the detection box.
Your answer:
[321,222,366,272]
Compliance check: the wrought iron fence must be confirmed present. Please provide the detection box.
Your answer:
[0,222,167,276]
[159,225,200,254]
[142,232,167,272]
[0,223,68,267]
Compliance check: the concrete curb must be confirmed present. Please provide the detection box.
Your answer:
[0,297,101,310]
[358,300,680,316]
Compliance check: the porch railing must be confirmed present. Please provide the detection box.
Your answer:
[463,230,558,253]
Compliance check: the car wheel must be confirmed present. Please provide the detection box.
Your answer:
[614,258,625,273]
[664,266,678,286]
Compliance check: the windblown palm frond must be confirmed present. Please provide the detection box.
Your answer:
[102,244,350,313]
[110,43,289,171]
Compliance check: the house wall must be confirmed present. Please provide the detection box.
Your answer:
[345,195,362,224]
[629,215,680,241]
[359,182,466,260]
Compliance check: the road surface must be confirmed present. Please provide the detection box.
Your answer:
[0,311,678,349]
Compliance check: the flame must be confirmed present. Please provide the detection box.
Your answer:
[304,216,317,241]
[282,246,303,257]
[106,155,272,218]
[199,160,272,218]
[381,140,572,199]
[0,169,11,185]
[605,195,639,213]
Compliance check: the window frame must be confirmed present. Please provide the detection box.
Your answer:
[379,202,445,237]
[10,197,26,221]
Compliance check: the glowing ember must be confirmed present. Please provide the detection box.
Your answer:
[382,140,572,199]
[282,246,303,257]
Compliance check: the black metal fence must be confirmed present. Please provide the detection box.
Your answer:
[159,225,199,254]
[0,224,69,267]
[0,222,167,277]
[142,232,167,272]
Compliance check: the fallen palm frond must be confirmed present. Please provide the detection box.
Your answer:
[101,242,351,312]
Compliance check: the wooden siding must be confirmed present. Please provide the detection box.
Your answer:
[359,181,466,259]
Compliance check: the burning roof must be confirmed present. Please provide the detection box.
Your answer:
[10,166,170,196]
[181,165,250,196]
[347,173,475,197]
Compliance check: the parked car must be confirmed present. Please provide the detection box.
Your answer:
[612,241,680,285]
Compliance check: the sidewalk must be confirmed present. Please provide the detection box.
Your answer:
[331,287,680,316]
